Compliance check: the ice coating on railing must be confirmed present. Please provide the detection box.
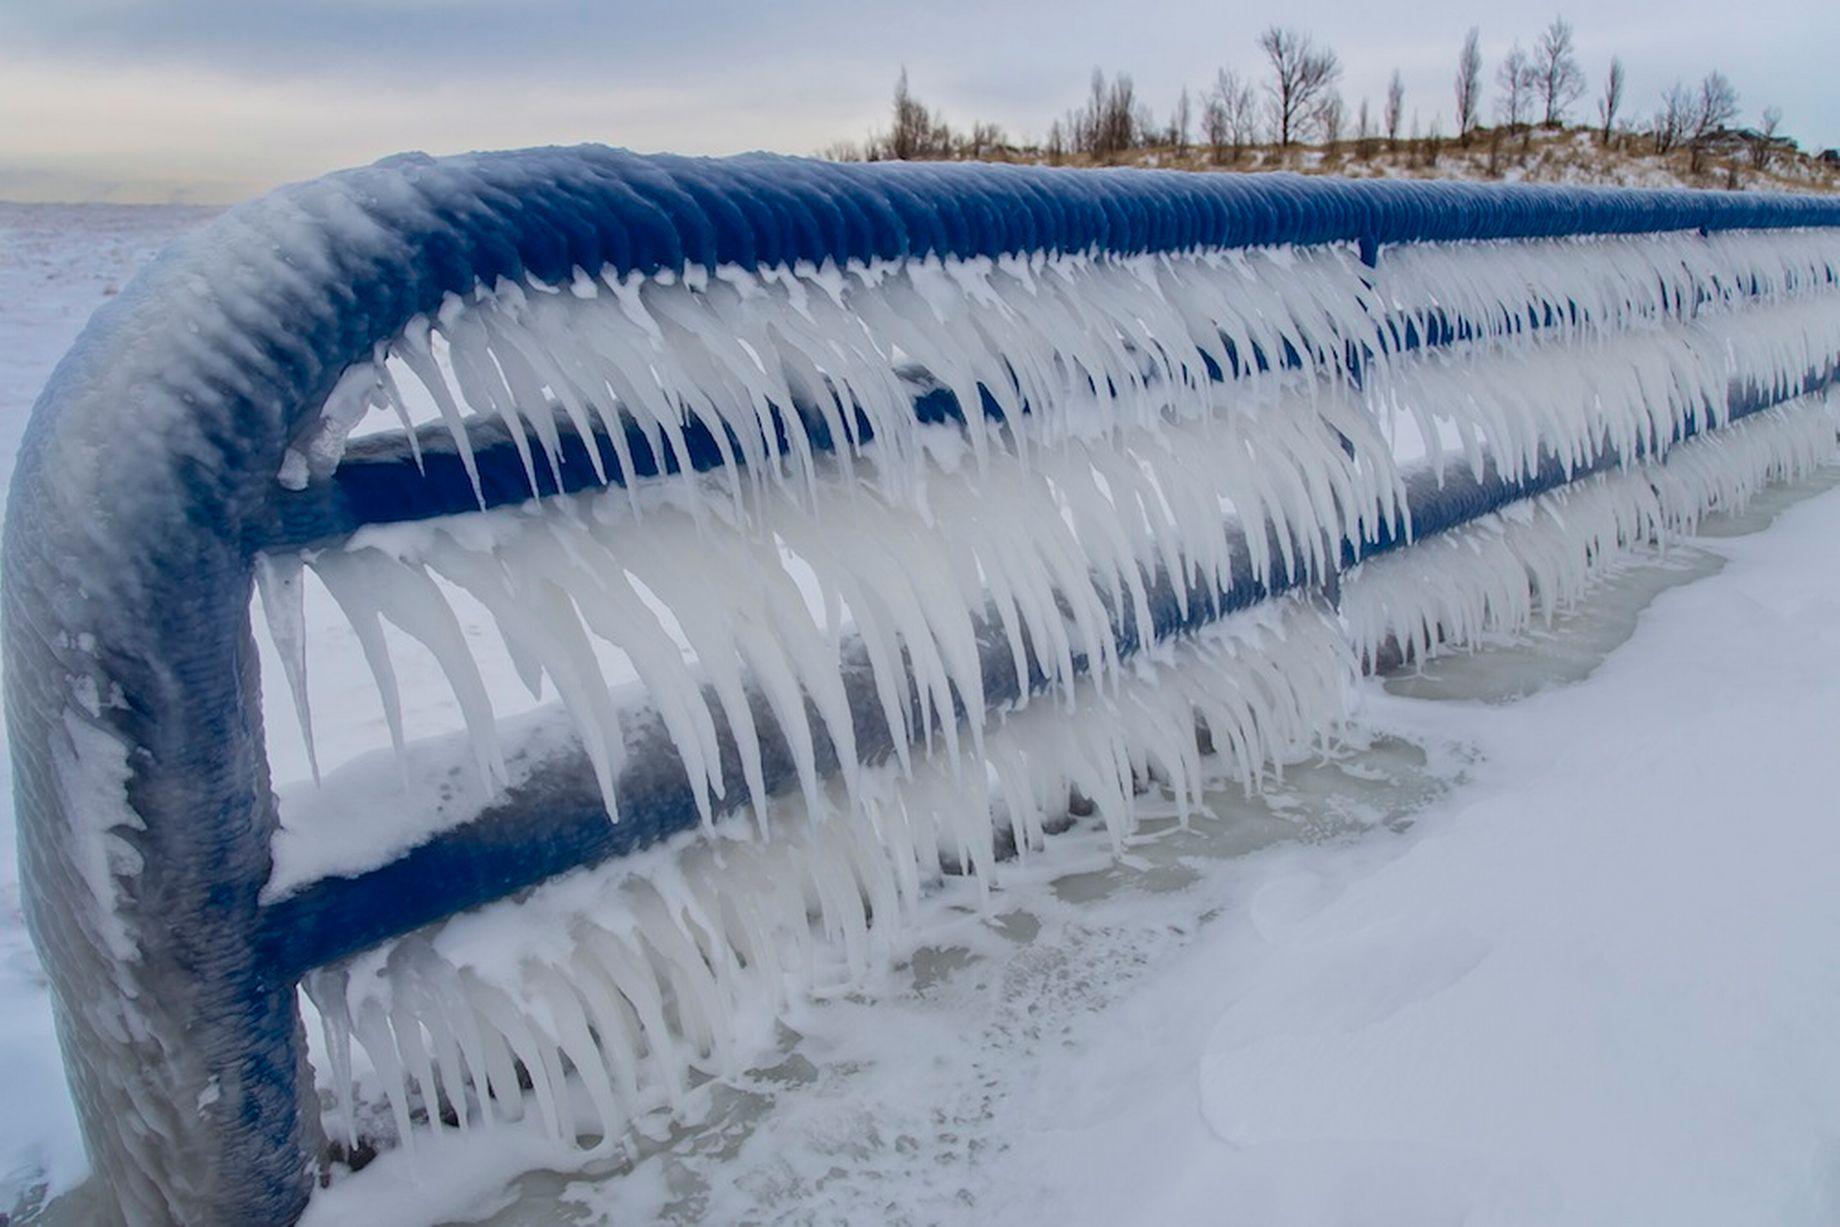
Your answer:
[267,220,1840,1200]
[304,594,1359,1161]
[299,386,1380,831]
[8,144,1840,1226]
[302,391,1838,1180]
[282,228,1840,527]
[263,223,1840,801]
[252,225,1840,949]
[1340,393,1839,668]
[268,273,1840,847]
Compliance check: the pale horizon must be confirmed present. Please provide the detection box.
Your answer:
[3,0,1836,206]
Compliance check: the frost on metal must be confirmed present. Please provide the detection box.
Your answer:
[6,146,1840,1224]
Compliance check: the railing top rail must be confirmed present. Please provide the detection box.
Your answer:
[21,146,1840,563]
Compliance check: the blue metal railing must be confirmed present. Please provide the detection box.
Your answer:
[7,147,1840,1224]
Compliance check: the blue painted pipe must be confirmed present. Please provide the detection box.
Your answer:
[7,146,1840,1223]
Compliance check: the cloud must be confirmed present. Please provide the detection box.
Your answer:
[2,0,1835,203]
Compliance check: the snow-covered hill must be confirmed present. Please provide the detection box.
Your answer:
[846,124,1840,195]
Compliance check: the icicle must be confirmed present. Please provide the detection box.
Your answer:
[311,547,507,788]
[396,314,484,506]
[254,552,318,783]
[310,552,408,778]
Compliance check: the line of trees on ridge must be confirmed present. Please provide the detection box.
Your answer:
[829,19,1819,189]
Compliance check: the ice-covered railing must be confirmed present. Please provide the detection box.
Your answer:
[6,146,1840,1225]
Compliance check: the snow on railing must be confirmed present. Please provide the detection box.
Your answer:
[6,146,1840,1224]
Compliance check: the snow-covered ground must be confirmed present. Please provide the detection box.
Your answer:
[0,202,216,1218]
[980,484,1840,1227]
[6,202,1840,1226]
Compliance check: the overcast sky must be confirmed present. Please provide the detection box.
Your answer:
[2,0,1835,204]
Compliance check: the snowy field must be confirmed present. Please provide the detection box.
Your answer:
[6,203,1840,1225]
[0,202,218,1216]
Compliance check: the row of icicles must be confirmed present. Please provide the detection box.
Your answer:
[279,227,1840,516]
[307,390,1839,1166]
[263,277,1840,831]
[282,225,1840,1168]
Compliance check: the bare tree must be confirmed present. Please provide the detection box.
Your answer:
[1318,93,1346,148]
[1356,97,1375,158]
[962,121,1005,159]
[1496,43,1535,149]
[1384,69,1405,151]
[1750,106,1784,172]
[1073,69,1145,159]
[1170,87,1193,153]
[1078,69,1106,153]
[1687,70,1739,174]
[1133,94,1159,150]
[1259,26,1342,147]
[1104,72,1142,156]
[1202,96,1229,163]
[888,68,943,160]
[931,115,954,156]
[1046,118,1068,164]
[1423,117,1445,168]
[1209,68,1259,163]
[1532,17,1585,126]
[1455,28,1483,146]
[1653,82,1693,154]
[1597,56,1625,145]
[1230,73,1261,154]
